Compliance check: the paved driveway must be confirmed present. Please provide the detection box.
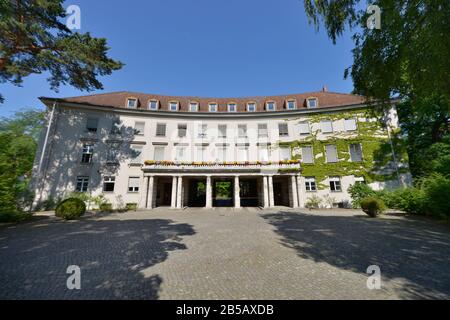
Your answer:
[1,208,449,299]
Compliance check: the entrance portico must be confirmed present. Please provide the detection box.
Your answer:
[140,162,302,210]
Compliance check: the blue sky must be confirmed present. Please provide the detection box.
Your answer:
[0,0,356,117]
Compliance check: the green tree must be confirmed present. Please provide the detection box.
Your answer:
[0,0,123,102]
[303,0,450,178]
[0,109,44,213]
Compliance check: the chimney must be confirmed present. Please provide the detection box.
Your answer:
[322,85,328,92]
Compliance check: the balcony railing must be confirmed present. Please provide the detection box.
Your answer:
[142,160,301,173]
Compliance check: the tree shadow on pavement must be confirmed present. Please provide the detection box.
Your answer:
[0,218,195,299]
[262,211,450,299]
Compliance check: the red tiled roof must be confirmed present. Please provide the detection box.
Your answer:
[47,90,367,113]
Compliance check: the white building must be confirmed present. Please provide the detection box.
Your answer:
[31,89,410,210]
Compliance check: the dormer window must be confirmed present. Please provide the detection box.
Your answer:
[228,103,237,112]
[266,101,276,111]
[209,103,218,112]
[307,98,318,108]
[127,98,137,109]
[169,101,179,111]
[190,102,199,112]
[148,100,158,110]
[247,102,256,112]
[287,100,296,110]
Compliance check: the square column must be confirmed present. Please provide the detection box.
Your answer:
[291,175,299,208]
[234,176,241,208]
[296,175,304,208]
[205,175,212,208]
[139,176,149,209]
[171,176,177,208]
[176,176,183,209]
[268,176,274,207]
[263,176,269,208]
[147,176,154,209]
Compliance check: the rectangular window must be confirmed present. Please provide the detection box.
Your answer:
[76,176,89,192]
[287,100,296,109]
[354,176,365,185]
[329,176,342,192]
[321,120,333,133]
[189,102,198,112]
[86,117,99,133]
[279,147,291,161]
[81,144,93,163]
[111,119,121,134]
[103,176,115,192]
[134,121,145,136]
[175,146,186,161]
[130,145,143,164]
[128,177,140,193]
[349,143,362,162]
[301,146,314,164]
[228,103,237,112]
[305,177,317,192]
[266,102,275,111]
[127,98,137,108]
[196,146,206,161]
[169,102,178,111]
[209,103,217,112]
[106,147,118,163]
[325,144,338,163]
[278,123,289,137]
[258,124,268,138]
[238,124,247,138]
[218,124,227,138]
[198,124,207,138]
[156,123,166,137]
[237,146,249,161]
[344,118,357,131]
[154,146,165,161]
[178,124,187,138]
[217,147,227,162]
[258,146,269,161]
[307,98,317,108]
[149,100,158,110]
[298,121,310,135]
[247,103,256,112]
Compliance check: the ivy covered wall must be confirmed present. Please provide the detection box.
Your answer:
[278,108,409,189]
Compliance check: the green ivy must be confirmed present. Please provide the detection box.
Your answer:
[278,108,409,189]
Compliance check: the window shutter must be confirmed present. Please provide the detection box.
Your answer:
[344,118,357,131]
[325,145,338,162]
[302,146,313,163]
[298,122,310,134]
[321,120,333,133]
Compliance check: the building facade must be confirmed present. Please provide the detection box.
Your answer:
[31,89,411,210]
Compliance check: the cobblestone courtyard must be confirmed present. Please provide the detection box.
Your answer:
[1,208,449,299]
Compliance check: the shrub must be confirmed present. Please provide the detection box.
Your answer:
[0,211,32,223]
[421,174,450,219]
[305,195,322,209]
[125,203,137,211]
[361,197,386,217]
[388,187,427,215]
[55,198,86,220]
[374,189,398,209]
[99,203,113,212]
[348,183,375,208]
